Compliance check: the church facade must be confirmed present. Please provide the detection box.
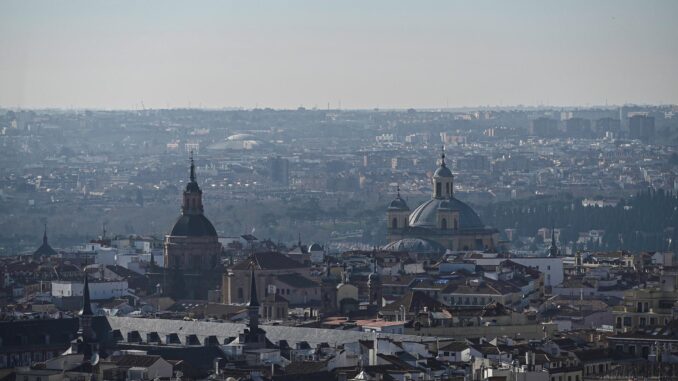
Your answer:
[385,150,499,252]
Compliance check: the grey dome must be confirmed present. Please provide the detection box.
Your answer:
[170,214,217,237]
[434,165,453,178]
[388,196,409,211]
[408,198,484,229]
[383,238,445,254]
[309,243,323,251]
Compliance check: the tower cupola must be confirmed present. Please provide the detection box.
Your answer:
[432,146,454,199]
[182,151,204,215]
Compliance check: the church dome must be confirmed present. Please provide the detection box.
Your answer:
[170,214,217,237]
[408,198,484,229]
[433,165,453,178]
[383,238,445,254]
[388,196,409,211]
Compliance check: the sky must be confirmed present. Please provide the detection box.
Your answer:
[1,0,677,110]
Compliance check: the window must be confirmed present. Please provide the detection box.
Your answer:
[441,218,447,229]
[436,182,442,197]
[237,288,243,300]
[446,183,450,195]
[454,219,458,230]
[623,317,632,327]
[392,218,398,229]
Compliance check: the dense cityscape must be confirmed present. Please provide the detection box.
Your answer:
[0,104,677,380]
[2,0,678,380]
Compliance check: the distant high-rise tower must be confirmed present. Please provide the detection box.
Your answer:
[530,117,559,138]
[629,115,655,143]
[269,156,289,187]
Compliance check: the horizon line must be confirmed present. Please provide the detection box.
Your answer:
[1,102,676,113]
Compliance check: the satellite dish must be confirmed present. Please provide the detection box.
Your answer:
[91,352,100,366]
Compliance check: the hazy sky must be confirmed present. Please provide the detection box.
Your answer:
[1,0,677,109]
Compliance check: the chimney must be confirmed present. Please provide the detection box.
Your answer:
[214,357,222,375]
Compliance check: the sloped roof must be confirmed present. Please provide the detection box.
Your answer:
[381,291,446,313]
[113,354,162,367]
[107,316,443,349]
[232,252,306,271]
[277,273,318,288]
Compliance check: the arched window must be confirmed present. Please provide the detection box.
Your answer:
[446,183,450,196]
[435,182,442,197]
[392,218,398,229]
[441,218,447,229]
[454,219,458,230]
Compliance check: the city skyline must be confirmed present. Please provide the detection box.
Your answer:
[1,0,677,109]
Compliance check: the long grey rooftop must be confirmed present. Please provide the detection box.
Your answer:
[107,316,445,347]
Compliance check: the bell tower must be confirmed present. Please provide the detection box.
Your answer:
[387,185,410,241]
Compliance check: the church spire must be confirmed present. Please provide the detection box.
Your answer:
[549,225,559,257]
[247,263,260,332]
[80,272,93,317]
[189,150,196,183]
[440,145,446,167]
[248,267,259,307]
